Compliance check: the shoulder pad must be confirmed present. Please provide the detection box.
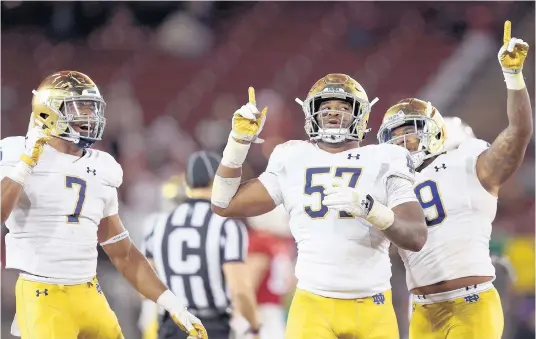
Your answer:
[377,144,415,183]
[456,138,490,158]
[276,140,308,150]
[376,143,411,157]
[0,136,25,165]
[89,149,123,188]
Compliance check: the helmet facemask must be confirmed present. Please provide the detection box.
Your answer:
[378,110,444,168]
[33,90,106,148]
[303,93,370,144]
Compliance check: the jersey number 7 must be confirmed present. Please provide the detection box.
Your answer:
[65,176,87,223]
[304,167,362,219]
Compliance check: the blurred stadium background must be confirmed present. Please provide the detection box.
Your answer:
[1,2,534,338]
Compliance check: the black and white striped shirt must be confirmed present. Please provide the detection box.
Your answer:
[143,198,248,313]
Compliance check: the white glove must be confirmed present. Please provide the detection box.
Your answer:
[323,186,394,231]
[7,126,51,185]
[156,290,208,339]
[323,186,373,218]
[170,308,207,339]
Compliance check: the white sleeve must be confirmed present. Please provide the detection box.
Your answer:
[258,144,285,206]
[382,144,416,184]
[0,137,24,179]
[457,139,490,176]
[99,151,123,188]
[104,188,119,217]
[386,176,418,209]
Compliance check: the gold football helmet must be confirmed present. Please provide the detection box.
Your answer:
[302,73,371,143]
[377,98,446,167]
[30,71,106,148]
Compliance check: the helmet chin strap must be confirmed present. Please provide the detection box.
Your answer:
[58,132,95,149]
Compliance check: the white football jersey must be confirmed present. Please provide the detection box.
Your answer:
[399,139,497,290]
[259,140,417,299]
[0,136,122,281]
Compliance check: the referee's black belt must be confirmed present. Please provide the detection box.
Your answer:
[161,308,230,322]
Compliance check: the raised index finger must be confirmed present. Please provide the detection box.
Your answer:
[504,20,511,45]
[248,86,256,106]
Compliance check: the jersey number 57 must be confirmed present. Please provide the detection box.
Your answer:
[304,167,362,219]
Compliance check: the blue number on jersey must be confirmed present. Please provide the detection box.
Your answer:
[414,180,446,227]
[304,167,363,219]
[65,176,87,223]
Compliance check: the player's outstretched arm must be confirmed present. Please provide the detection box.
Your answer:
[477,20,533,196]
[1,128,51,224]
[211,87,276,218]
[98,214,208,339]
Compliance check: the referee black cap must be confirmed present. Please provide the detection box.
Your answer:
[185,151,221,188]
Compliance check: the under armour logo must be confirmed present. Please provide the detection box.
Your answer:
[36,289,48,297]
[87,167,96,175]
[347,153,360,160]
[372,293,385,305]
[464,294,480,303]
[361,199,370,210]
[434,164,447,172]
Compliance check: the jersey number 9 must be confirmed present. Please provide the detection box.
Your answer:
[414,180,446,227]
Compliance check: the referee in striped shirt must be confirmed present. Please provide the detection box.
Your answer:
[144,151,261,339]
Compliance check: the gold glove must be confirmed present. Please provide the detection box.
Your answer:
[231,87,268,143]
[20,127,51,168]
[498,20,529,74]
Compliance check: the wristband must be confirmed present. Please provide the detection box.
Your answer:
[503,71,526,90]
[365,195,395,231]
[221,135,251,168]
[211,176,241,208]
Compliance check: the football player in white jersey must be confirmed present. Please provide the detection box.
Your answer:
[377,21,532,339]
[0,71,207,339]
[210,73,428,339]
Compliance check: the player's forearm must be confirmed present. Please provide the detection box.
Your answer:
[506,85,533,136]
[381,202,427,252]
[477,87,533,191]
[211,136,251,214]
[1,177,24,224]
[111,244,168,302]
[382,218,427,252]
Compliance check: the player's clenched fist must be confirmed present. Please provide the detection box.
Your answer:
[231,87,268,144]
[498,20,529,74]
